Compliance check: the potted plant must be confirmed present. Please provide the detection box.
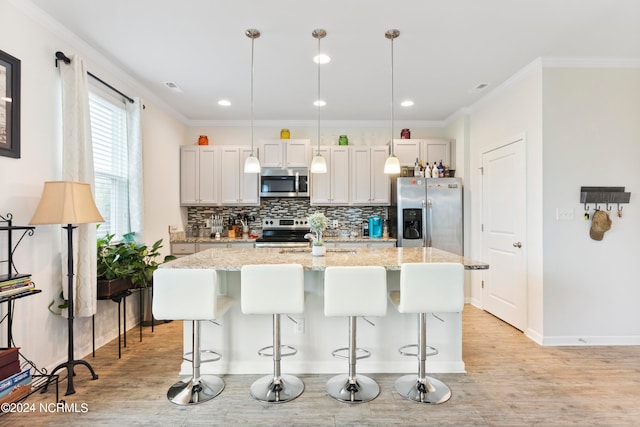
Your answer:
[308,212,328,256]
[97,230,176,298]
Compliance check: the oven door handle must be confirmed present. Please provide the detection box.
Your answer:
[295,171,300,196]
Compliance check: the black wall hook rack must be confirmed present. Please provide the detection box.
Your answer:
[580,186,631,211]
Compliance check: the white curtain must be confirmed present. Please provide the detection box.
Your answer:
[60,55,98,317]
[127,98,144,240]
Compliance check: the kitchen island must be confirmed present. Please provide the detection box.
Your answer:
[159,246,487,376]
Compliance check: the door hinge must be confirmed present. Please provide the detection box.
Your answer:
[481,280,484,289]
[479,166,484,175]
[481,224,484,232]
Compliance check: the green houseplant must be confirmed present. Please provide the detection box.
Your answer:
[97,230,176,298]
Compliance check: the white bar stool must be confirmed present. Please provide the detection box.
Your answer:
[152,268,232,405]
[391,262,464,404]
[324,266,387,403]
[241,264,305,403]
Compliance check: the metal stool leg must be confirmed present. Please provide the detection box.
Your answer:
[394,313,451,404]
[327,316,380,403]
[250,314,304,403]
[167,320,224,405]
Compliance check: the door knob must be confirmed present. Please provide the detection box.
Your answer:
[513,242,522,248]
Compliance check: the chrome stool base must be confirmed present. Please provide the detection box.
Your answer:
[167,374,225,405]
[250,374,304,403]
[326,374,380,403]
[394,374,451,404]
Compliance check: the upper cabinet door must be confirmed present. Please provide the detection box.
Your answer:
[350,147,372,204]
[330,146,350,204]
[285,140,310,167]
[258,140,284,167]
[180,146,199,205]
[218,146,241,204]
[392,139,421,166]
[198,146,218,205]
[370,146,390,204]
[310,146,331,205]
[422,138,452,167]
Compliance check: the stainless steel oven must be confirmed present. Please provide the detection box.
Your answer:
[260,168,309,198]
[255,217,311,248]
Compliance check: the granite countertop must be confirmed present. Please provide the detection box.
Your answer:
[161,246,488,271]
[170,233,397,244]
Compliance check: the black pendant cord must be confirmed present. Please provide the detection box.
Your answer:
[55,51,144,108]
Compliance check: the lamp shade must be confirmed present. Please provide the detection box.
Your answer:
[30,181,104,225]
[383,155,401,174]
[310,154,327,174]
[244,154,261,173]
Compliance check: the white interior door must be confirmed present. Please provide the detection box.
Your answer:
[481,137,527,331]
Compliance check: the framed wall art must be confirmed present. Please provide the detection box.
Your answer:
[0,49,21,159]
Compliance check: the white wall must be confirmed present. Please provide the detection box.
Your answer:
[0,1,187,372]
[541,67,640,344]
[467,61,545,340]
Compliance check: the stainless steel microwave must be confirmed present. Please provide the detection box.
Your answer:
[260,168,309,197]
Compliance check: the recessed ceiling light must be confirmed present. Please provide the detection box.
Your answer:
[164,81,183,92]
[218,99,231,106]
[400,100,414,107]
[313,100,326,107]
[313,54,331,64]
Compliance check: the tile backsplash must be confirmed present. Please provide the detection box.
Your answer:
[187,199,388,237]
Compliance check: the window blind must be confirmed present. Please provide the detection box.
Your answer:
[89,92,130,238]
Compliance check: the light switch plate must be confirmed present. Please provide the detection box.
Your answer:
[556,208,574,221]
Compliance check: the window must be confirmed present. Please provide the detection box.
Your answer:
[89,91,130,238]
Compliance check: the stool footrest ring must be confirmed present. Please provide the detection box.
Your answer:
[257,344,297,358]
[331,347,371,360]
[183,349,222,364]
[398,344,438,358]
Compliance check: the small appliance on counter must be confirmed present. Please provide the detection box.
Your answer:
[368,215,383,238]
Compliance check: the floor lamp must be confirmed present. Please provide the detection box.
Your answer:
[30,181,104,395]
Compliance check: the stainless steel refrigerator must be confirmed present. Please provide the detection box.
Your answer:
[390,177,463,255]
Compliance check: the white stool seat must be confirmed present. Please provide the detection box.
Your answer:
[393,262,464,404]
[324,266,387,404]
[241,264,305,403]
[153,268,229,405]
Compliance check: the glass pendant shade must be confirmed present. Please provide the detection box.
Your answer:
[244,154,261,173]
[383,155,401,174]
[310,154,327,173]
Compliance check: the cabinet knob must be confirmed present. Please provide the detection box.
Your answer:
[513,242,522,248]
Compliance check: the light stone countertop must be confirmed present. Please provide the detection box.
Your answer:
[169,234,397,245]
[161,246,488,271]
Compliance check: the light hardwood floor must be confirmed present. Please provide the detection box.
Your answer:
[3,305,640,426]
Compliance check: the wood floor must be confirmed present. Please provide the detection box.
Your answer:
[4,305,640,426]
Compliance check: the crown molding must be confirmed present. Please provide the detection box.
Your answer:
[541,57,640,68]
[187,119,447,128]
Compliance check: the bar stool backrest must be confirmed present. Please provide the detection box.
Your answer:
[399,263,464,314]
[324,266,387,317]
[153,268,218,320]
[241,264,304,315]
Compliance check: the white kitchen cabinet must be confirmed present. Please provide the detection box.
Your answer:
[258,139,310,168]
[422,138,452,168]
[390,138,452,168]
[350,146,390,205]
[310,146,349,205]
[170,243,197,258]
[331,241,396,249]
[392,139,421,166]
[180,146,218,205]
[218,146,259,206]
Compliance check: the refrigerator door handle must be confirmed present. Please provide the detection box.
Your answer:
[422,199,428,247]
[426,199,433,247]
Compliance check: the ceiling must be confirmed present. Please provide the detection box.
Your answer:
[26,0,640,123]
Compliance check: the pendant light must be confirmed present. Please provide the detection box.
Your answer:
[384,29,401,175]
[244,28,261,173]
[310,29,327,174]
